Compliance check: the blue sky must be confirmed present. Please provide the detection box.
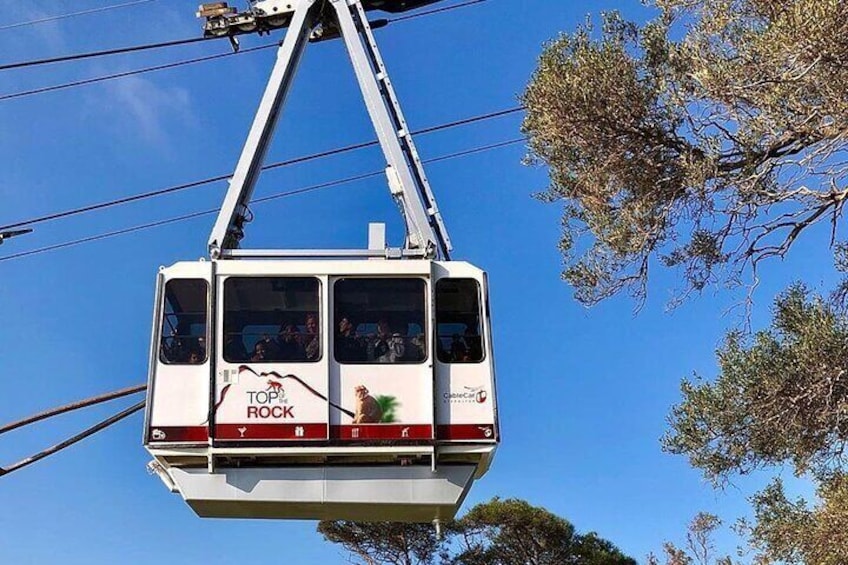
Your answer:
[0,0,839,563]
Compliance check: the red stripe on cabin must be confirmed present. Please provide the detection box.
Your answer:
[214,423,327,440]
[148,426,208,443]
[330,424,432,441]
[436,424,497,441]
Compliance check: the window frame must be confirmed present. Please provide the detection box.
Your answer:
[221,276,323,364]
[159,278,210,366]
[332,276,429,365]
[435,277,486,364]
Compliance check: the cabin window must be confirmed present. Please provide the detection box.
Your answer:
[334,278,427,364]
[160,279,208,365]
[223,277,321,363]
[436,279,484,363]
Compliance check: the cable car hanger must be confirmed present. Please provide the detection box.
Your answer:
[202,0,453,261]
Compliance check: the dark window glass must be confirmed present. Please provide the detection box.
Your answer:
[334,278,427,364]
[223,277,320,363]
[160,279,208,365]
[436,279,484,363]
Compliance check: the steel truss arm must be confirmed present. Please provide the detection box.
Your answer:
[329,0,451,259]
[208,0,318,258]
[208,0,452,260]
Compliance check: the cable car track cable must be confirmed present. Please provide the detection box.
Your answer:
[0,37,213,72]
[0,106,523,232]
[386,0,487,22]
[0,400,146,478]
[0,1,158,32]
[0,384,147,436]
[0,0,490,73]
[0,0,487,102]
[0,43,277,102]
[0,137,525,262]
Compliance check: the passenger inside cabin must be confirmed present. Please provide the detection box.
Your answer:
[187,346,205,365]
[336,316,366,362]
[450,334,470,362]
[250,340,268,362]
[465,326,483,361]
[409,333,426,362]
[303,313,319,361]
[276,323,304,361]
[369,318,405,363]
[223,320,248,362]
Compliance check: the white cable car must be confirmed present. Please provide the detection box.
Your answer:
[144,0,499,523]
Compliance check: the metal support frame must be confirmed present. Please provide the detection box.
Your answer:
[208,0,452,261]
[208,0,317,258]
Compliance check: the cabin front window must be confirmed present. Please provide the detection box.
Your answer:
[435,278,484,363]
[160,279,209,365]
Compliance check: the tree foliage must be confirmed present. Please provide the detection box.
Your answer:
[318,498,635,565]
[663,285,848,562]
[647,513,735,565]
[663,285,848,482]
[318,520,441,565]
[741,475,848,565]
[447,498,636,565]
[522,0,848,305]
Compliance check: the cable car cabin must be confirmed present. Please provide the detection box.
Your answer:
[143,259,499,522]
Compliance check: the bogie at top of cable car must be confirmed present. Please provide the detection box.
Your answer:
[143,0,499,523]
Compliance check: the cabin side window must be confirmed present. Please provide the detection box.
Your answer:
[436,278,484,363]
[334,278,427,364]
[223,277,321,363]
[160,279,209,365]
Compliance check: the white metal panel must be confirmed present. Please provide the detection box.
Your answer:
[432,262,499,443]
[212,274,330,441]
[147,262,213,443]
[169,465,476,521]
[329,275,435,441]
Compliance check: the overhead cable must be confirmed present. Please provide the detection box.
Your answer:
[0,137,526,262]
[388,0,487,22]
[0,384,146,436]
[0,0,158,32]
[0,400,146,478]
[0,106,524,233]
[0,0,489,77]
[0,37,211,72]
[0,44,276,102]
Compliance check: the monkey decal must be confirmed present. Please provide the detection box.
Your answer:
[352,385,383,424]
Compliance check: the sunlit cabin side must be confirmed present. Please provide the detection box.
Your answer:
[143,259,499,522]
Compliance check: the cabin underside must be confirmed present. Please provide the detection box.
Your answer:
[148,444,495,522]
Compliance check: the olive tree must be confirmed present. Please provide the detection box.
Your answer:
[522,0,847,306]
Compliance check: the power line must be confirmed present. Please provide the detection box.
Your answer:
[0,400,145,478]
[0,137,525,262]
[388,0,487,22]
[0,36,212,72]
[0,0,158,32]
[0,106,523,233]
[0,384,146,436]
[0,44,276,102]
[0,0,489,76]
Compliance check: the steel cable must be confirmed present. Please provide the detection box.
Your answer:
[0,0,489,73]
[0,0,159,32]
[0,400,146,478]
[0,384,147,436]
[0,106,523,233]
[0,137,525,262]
